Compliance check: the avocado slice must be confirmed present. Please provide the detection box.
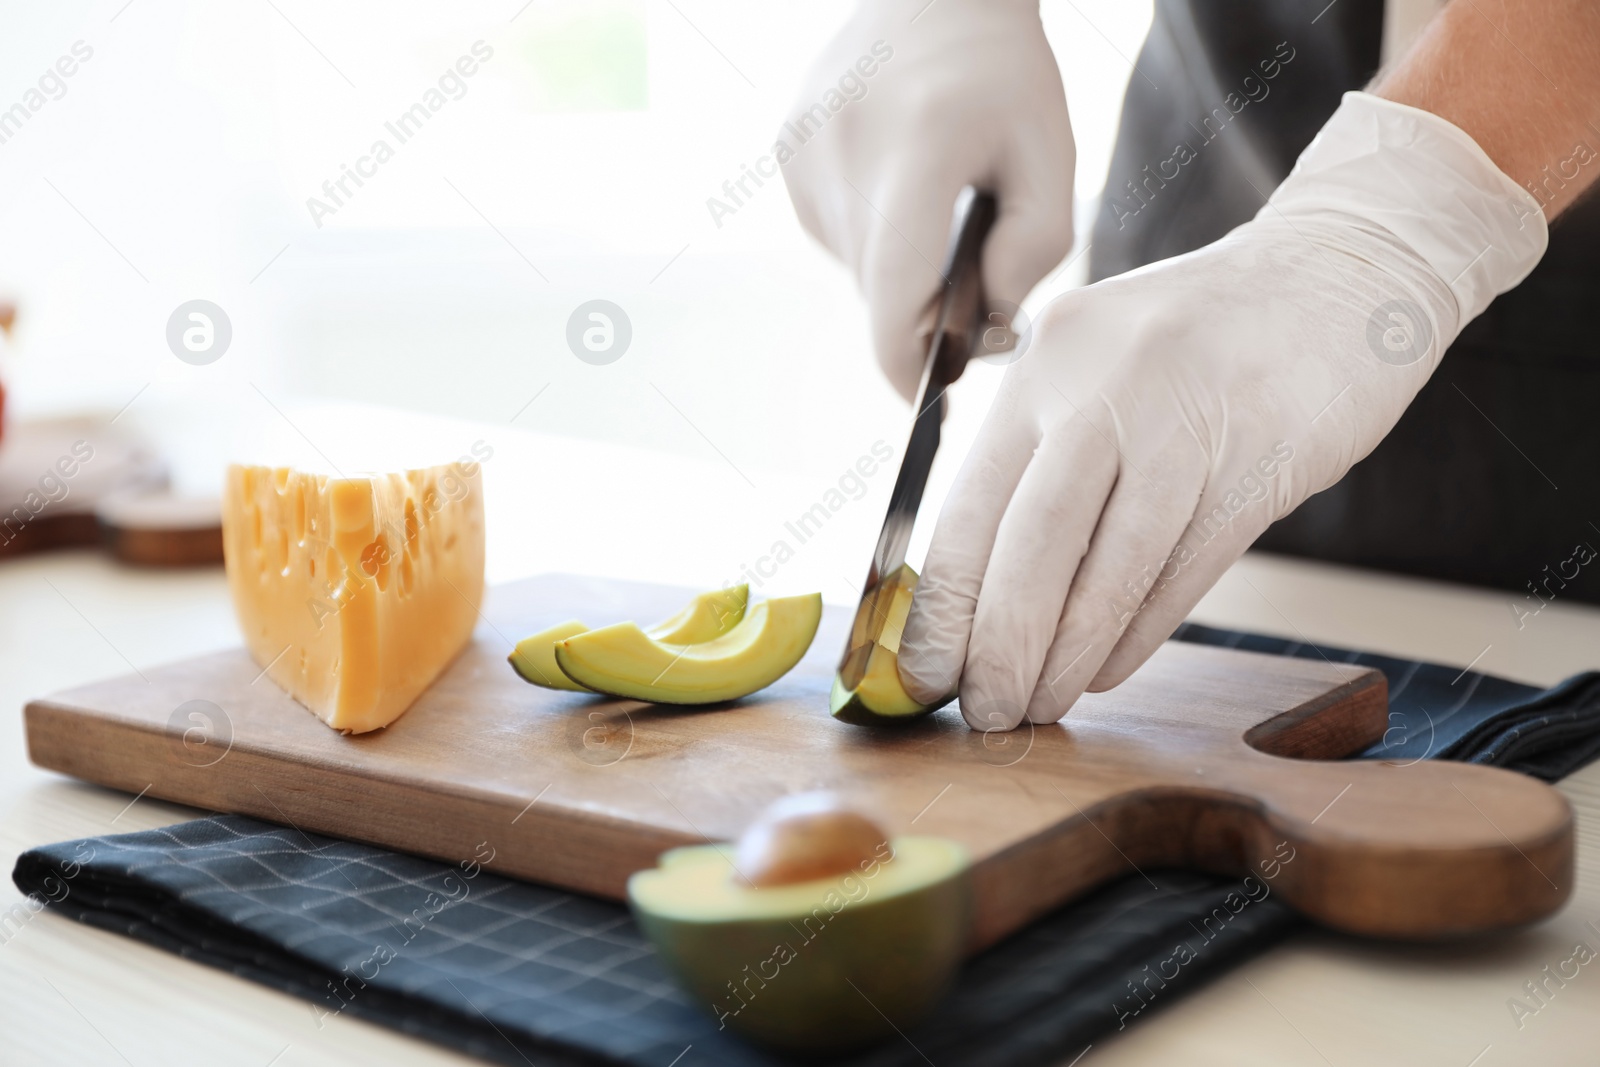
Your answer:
[831,565,955,725]
[647,583,749,644]
[629,794,970,1053]
[509,585,749,692]
[554,593,822,705]
[509,620,593,691]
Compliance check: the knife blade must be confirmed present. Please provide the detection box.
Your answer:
[836,187,998,691]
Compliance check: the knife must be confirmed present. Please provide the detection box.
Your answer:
[836,186,998,692]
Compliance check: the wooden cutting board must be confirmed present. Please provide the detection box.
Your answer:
[25,573,1572,949]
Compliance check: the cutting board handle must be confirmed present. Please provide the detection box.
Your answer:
[1228,753,1572,937]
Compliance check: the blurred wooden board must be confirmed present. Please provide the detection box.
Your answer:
[0,417,219,565]
[24,574,1572,948]
[94,490,223,566]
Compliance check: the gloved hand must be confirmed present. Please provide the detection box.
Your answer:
[898,92,1549,730]
[779,0,1075,399]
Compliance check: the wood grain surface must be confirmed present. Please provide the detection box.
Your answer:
[24,573,1573,949]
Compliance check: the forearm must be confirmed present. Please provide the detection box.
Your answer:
[1374,0,1600,219]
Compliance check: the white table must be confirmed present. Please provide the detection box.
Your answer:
[2,402,1598,1066]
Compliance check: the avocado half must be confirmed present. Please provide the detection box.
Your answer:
[555,593,822,705]
[831,565,955,725]
[629,801,970,1053]
[509,585,749,692]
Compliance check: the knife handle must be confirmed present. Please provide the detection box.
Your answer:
[916,188,999,385]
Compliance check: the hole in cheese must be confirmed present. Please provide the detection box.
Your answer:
[361,535,391,592]
[399,550,415,597]
[403,499,419,555]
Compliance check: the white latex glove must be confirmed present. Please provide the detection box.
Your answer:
[779,0,1075,399]
[899,92,1549,731]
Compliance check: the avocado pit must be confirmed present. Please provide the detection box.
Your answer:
[735,792,891,888]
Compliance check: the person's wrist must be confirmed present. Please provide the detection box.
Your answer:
[1264,92,1547,337]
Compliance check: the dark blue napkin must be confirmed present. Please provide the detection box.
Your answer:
[1171,622,1600,776]
[15,627,1599,1067]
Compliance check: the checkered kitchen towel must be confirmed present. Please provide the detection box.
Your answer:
[16,627,1600,1067]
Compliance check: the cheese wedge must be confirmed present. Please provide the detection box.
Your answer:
[222,462,485,733]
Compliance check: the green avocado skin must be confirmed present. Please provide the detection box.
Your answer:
[633,872,970,1054]
[830,690,955,727]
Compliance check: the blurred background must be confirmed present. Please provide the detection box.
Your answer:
[0,0,1150,594]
